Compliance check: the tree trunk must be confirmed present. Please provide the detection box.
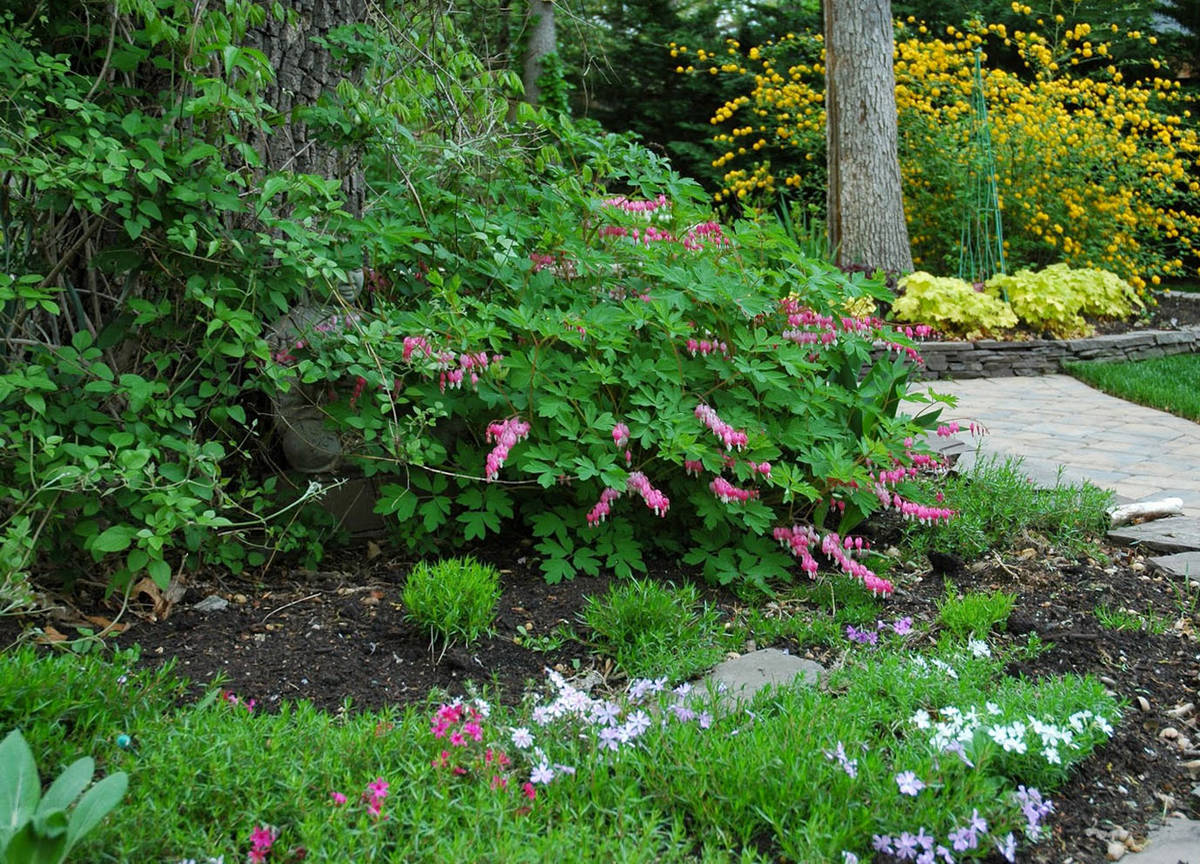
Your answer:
[247,0,368,217]
[824,0,913,273]
[521,0,557,107]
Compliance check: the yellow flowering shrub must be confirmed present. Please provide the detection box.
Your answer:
[892,272,1019,338]
[685,12,1200,289]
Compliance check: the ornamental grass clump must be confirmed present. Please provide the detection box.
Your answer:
[402,556,500,650]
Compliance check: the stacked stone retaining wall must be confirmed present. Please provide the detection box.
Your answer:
[881,327,1200,380]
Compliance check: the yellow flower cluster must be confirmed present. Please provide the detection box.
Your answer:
[683,13,1200,286]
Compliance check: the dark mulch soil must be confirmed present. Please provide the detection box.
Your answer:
[1094,290,1200,334]
[2,531,1197,863]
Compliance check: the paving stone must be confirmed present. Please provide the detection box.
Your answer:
[705,649,824,707]
[1109,517,1200,553]
[1148,551,1200,579]
[1124,817,1200,864]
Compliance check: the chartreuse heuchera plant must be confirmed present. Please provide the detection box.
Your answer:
[893,264,1143,338]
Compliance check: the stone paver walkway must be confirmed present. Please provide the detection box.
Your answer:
[906,372,1200,863]
[904,374,1200,515]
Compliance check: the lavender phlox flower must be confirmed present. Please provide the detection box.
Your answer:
[590,700,621,726]
[941,739,975,768]
[697,711,713,729]
[823,740,859,778]
[915,827,934,851]
[510,727,534,749]
[529,762,555,784]
[845,625,878,645]
[842,852,859,864]
[670,703,697,723]
[872,834,895,855]
[894,832,919,860]
[896,770,926,796]
[936,845,954,863]
[996,832,1017,862]
[948,826,977,852]
[892,616,914,635]
[967,637,991,658]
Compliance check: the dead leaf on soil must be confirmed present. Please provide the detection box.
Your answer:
[35,625,67,644]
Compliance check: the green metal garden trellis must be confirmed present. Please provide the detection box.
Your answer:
[957,48,1007,290]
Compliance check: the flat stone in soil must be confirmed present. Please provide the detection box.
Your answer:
[1125,817,1200,864]
[1109,517,1200,553]
[704,648,824,708]
[1147,550,1200,579]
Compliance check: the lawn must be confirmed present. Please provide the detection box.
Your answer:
[1064,353,1200,422]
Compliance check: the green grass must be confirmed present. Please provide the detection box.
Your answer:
[1093,603,1169,634]
[581,578,729,680]
[1,636,1119,863]
[938,585,1017,638]
[904,455,1113,562]
[402,556,501,650]
[1064,353,1200,422]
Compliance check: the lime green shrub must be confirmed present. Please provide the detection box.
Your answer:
[402,557,501,649]
[892,272,1018,338]
[986,264,1143,338]
[894,265,1143,338]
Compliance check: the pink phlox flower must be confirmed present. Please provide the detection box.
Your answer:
[489,774,507,791]
[522,782,537,801]
[449,731,465,747]
[329,791,347,806]
[366,778,389,800]
[462,722,483,742]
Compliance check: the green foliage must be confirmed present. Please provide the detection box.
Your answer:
[1064,352,1200,422]
[0,0,952,604]
[0,729,127,864]
[986,264,1143,337]
[892,271,1018,337]
[1093,602,1168,633]
[903,455,1113,561]
[402,556,501,649]
[581,578,727,679]
[892,265,1143,338]
[937,585,1017,638]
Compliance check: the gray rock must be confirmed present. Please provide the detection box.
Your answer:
[193,595,230,613]
[1124,817,1200,864]
[1148,551,1200,578]
[705,648,824,707]
[1109,517,1200,553]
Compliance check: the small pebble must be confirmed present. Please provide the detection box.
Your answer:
[1159,727,1180,740]
[1166,702,1195,718]
[1106,840,1127,861]
[1137,696,1151,712]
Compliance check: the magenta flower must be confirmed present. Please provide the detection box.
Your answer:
[612,423,630,448]
[329,791,347,806]
[366,778,389,800]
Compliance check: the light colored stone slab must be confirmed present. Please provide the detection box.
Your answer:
[1109,517,1200,553]
[1148,551,1200,578]
[1126,817,1200,864]
[705,649,824,707]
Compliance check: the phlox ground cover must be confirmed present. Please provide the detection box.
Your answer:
[4,629,1117,863]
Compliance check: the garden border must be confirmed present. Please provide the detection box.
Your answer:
[894,326,1200,380]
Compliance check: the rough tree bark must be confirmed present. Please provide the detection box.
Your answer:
[521,0,557,107]
[824,0,913,273]
[247,0,368,217]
